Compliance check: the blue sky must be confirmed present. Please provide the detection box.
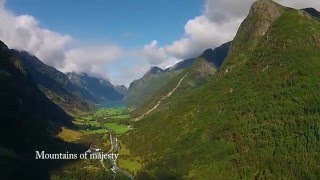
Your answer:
[1,0,319,86]
[6,0,203,48]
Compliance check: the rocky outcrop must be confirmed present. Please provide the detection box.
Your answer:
[230,0,286,54]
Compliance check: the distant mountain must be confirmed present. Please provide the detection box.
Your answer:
[166,42,231,72]
[303,8,320,19]
[200,41,231,68]
[115,85,128,95]
[12,50,93,114]
[67,72,124,104]
[124,67,180,108]
[124,0,320,178]
[125,42,230,108]
[165,58,195,72]
[143,66,165,78]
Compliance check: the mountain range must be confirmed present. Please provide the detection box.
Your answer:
[1,0,320,179]
[124,42,230,108]
[66,72,126,105]
[123,0,320,178]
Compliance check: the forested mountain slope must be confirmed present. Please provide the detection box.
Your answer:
[123,0,320,178]
[0,40,84,179]
[12,50,93,115]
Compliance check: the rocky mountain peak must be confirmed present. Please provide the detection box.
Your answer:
[228,0,286,55]
[143,66,164,78]
[303,8,320,19]
[247,0,285,38]
[0,40,8,50]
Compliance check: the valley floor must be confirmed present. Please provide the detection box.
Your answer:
[52,107,141,179]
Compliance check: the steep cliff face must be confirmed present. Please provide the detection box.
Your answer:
[228,0,286,58]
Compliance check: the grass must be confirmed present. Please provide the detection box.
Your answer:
[79,129,105,135]
[58,127,82,142]
[95,108,130,117]
[118,159,142,174]
[117,142,142,175]
[103,123,130,135]
[76,107,132,135]
[73,107,132,137]
[109,114,130,120]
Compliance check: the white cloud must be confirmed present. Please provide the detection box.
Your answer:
[278,0,320,10]
[204,0,255,23]
[164,15,242,60]
[0,6,71,68]
[0,0,4,9]
[1,0,320,86]
[61,46,124,80]
[154,0,251,62]
[151,0,320,64]
[0,1,125,83]
[142,40,167,65]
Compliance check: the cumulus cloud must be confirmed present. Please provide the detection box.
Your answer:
[205,0,255,23]
[0,5,71,68]
[141,40,167,65]
[1,0,320,86]
[61,46,124,79]
[0,0,125,83]
[148,0,320,65]
[164,16,242,60]
[147,0,250,62]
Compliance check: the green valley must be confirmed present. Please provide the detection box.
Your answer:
[1,0,320,179]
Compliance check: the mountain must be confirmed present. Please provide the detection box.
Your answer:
[114,85,128,95]
[0,40,84,179]
[143,66,165,77]
[165,58,195,72]
[125,43,230,108]
[66,72,124,104]
[166,42,231,72]
[200,41,231,68]
[123,0,320,178]
[124,67,181,108]
[12,50,93,115]
[303,8,320,19]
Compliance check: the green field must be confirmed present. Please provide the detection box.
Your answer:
[75,108,132,135]
[103,123,130,135]
[109,114,130,120]
[118,159,142,174]
[95,108,130,118]
[79,129,105,135]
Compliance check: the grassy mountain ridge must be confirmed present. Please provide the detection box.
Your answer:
[131,58,216,119]
[125,42,229,109]
[123,1,320,178]
[0,40,87,179]
[12,50,93,115]
[124,69,182,108]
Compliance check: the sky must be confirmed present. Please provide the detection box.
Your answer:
[0,0,319,86]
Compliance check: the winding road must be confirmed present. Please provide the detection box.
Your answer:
[89,72,189,179]
[95,123,134,179]
[134,72,188,121]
